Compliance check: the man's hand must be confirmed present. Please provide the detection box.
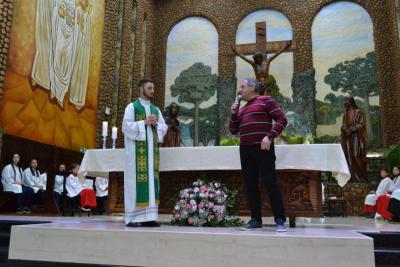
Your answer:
[145,115,157,126]
[230,102,239,114]
[261,136,272,151]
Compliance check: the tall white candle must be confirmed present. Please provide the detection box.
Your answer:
[112,127,118,139]
[102,121,108,137]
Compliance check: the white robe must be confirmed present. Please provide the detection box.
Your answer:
[69,4,91,110]
[1,164,24,193]
[364,177,394,206]
[23,168,43,194]
[31,0,56,89]
[54,175,64,194]
[122,98,168,224]
[66,174,83,197]
[95,177,108,197]
[50,0,76,107]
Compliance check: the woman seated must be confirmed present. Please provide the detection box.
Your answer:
[66,163,97,211]
[363,168,393,218]
[23,159,47,207]
[1,154,34,213]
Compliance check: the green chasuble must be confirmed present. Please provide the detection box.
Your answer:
[133,99,160,206]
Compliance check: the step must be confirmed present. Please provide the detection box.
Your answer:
[374,248,400,267]
[361,232,400,249]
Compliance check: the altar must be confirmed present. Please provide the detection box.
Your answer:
[79,144,350,226]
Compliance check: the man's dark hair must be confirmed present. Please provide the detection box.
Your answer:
[138,79,154,88]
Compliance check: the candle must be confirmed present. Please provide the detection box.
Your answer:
[112,127,118,139]
[102,121,108,137]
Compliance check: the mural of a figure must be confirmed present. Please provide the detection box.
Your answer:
[31,0,55,89]
[341,97,368,183]
[70,0,92,109]
[162,103,181,147]
[31,0,92,109]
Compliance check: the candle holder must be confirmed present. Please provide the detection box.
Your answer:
[102,136,107,149]
[112,137,116,149]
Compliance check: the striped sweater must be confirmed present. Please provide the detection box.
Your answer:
[229,96,287,144]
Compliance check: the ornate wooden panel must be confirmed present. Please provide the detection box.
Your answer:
[107,169,323,218]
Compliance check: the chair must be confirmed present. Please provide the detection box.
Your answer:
[324,182,346,217]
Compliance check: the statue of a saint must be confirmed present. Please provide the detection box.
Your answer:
[162,103,182,147]
[341,97,368,183]
[231,41,291,95]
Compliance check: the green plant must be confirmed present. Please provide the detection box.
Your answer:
[287,134,304,144]
[384,144,400,171]
[219,137,240,146]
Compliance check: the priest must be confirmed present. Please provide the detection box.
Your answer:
[122,79,168,227]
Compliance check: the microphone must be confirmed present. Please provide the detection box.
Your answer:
[234,95,242,114]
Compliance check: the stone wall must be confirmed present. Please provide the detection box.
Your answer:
[151,0,400,147]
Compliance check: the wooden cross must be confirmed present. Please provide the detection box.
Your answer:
[234,22,295,55]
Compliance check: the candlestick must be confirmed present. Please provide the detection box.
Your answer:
[102,136,107,149]
[102,121,108,137]
[112,127,118,139]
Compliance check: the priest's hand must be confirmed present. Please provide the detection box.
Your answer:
[145,116,158,126]
[261,136,272,151]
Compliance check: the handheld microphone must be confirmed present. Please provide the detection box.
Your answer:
[234,95,242,113]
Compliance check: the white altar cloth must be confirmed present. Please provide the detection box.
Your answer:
[78,144,350,186]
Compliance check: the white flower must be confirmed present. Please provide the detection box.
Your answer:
[216,190,221,196]
[194,187,200,193]
[174,205,180,211]
[189,194,194,199]
[199,193,205,198]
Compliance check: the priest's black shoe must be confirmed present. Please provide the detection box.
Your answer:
[126,222,141,227]
[141,221,160,227]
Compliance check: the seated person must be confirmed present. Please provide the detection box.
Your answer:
[53,163,67,211]
[389,166,400,192]
[23,159,47,207]
[387,188,400,223]
[1,154,34,213]
[364,168,393,218]
[66,163,97,211]
[95,177,108,212]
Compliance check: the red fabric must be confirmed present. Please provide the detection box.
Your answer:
[376,194,393,219]
[80,188,97,208]
[363,204,376,213]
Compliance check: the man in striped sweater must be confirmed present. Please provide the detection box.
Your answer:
[230,78,288,232]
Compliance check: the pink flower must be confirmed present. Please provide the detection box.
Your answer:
[199,201,205,209]
[174,214,180,219]
[208,202,214,208]
[188,204,192,209]
[188,217,194,225]
[207,215,214,221]
[209,193,215,199]
[217,215,224,222]
[200,186,207,193]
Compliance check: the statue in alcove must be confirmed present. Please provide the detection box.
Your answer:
[341,97,368,183]
[231,41,291,95]
[162,102,182,147]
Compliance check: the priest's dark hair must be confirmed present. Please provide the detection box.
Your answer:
[138,79,154,88]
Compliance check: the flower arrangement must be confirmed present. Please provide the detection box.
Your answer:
[171,179,243,227]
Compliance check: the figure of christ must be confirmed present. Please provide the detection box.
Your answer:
[231,40,291,95]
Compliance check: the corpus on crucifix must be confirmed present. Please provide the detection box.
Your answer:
[231,22,294,95]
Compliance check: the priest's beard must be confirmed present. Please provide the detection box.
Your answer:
[143,91,154,100]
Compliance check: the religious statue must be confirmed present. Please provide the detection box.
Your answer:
[341,97,368,183]
[162,102,182,147]
[231,40,292,95]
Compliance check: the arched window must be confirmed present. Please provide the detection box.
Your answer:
[165,17,218,146]
[312,1,380,149]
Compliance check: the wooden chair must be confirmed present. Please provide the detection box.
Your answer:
[324,182,346,217]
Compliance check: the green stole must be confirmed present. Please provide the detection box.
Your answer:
[133,99,160,206]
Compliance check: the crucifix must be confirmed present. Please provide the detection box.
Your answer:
[232,21,295,94]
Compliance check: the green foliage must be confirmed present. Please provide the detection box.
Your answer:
[314,135,341,144]
[286,134,304,144]
[220,137,240,146]
[267,75,293,111]
[170,62,218,105]
[384,145,400,171]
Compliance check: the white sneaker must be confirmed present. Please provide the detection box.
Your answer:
[80,207,91,212]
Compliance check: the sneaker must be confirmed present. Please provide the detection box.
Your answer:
[23,207,32,214]
[126,222,141,227]
[80,207,91,212]
[275,219,287,232]
[240,219,262,231]
[16,208,24,214]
